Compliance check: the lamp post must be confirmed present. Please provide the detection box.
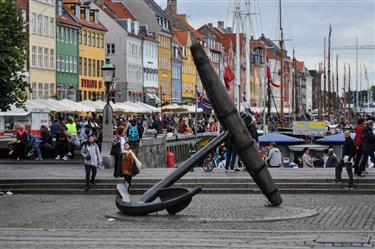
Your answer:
[101,59,115,169]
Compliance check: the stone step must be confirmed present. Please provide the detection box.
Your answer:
[2,182,374,190]
[3,188,375,195]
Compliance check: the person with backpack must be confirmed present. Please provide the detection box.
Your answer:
[81,135,103,189]
[267,142,283,167]
[127,118,143,158]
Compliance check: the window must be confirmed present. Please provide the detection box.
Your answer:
[96,34,99,47]
[31,46,36,67]
[84,58,87,76]
[38,47,43,67]
[97,60,100,77]
[44,84,49,99]
[83,30,87,45]
[100,34,104,48]
[50,83,54,96]
[49,17,54,37]
[61,27,64,42]
[65,55,69,72]
[79,30,82,44]
[73,57,77,73]
[44,16,48,36]
[57,54,60,71]
[100,60,104,77]
[61,55,65,72]
[44,48,48,68]
[65,28,69,43]
[88,32,91,46]
[38,83,43,98]
[70,56,73,73]
[70,29,73,44]
[31,13,36,33]
[92,33,96,47]
[50,49,54,69]
[38,15,42,35]
[73,30,77,44]
[88,59,91,76]
[79,57,82,75]
[32,82,36,99]
[93,60,96,77]
[111,44,115,54]
[106,44,110,55]
[57,26,60,41]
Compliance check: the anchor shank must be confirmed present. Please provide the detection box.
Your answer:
[138,131,229,203]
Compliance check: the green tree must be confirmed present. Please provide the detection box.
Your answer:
[0,0,28,111]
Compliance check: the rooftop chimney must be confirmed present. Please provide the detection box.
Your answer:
[226,27,232,33]
[167,0,177,13]
[208,23,213,28]
[217,21,224,29]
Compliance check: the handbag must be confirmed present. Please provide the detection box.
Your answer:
[110,142,121,156]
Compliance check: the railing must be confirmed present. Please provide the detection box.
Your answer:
[165,132,218,163]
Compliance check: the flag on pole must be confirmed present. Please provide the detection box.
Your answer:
[197,91,212,113]
[224,63,235,91]
[266,62,280,88]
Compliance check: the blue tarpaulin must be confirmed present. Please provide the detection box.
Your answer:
[316,133,355,145]
[258,133,305,146]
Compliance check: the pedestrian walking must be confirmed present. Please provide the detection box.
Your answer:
[302,147,315,168]
[358,120,375,176]
[335,130,355,189]
[266,142,282,168]
[113,127,127,178]
[353,118,365,175]
[127,118,143,158]
[224,141,237,172]
[122,142,142,190]
[81,135,103,189]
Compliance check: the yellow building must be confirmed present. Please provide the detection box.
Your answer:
[64,1,107,101]
[29,0,56,99]
[174,30,196,103]
[158,32,172,103]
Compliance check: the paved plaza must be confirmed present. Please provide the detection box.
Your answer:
[1,163,375,248]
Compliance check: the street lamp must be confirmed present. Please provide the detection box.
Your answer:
[101,58,115,169]
[101,59,115,105]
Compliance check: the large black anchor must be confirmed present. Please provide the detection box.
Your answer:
[116,44,282,216]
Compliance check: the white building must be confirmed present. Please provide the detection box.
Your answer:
[93,0,143,102]
[140,28,159,105]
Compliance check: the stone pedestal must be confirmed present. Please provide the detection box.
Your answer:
[102,104,114,169]
[139,135,166,168]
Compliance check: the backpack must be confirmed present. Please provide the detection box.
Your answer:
[128,125,139,142]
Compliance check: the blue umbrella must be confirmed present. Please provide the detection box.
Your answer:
[258,132,305,146]
[316,133,355,145]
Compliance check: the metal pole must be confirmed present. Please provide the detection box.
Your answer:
[195,85,198,143]
[323,37,326,116]
[279,0,284,126]
[245,2,251,107]
[355,36,358,111]
[336,55,339,118]
[327,25,332,116]
[235,1,241,110]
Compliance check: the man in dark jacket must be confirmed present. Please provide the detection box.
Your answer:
[358,120,375,176]
[335,130,356,189]
[33,125,54,160]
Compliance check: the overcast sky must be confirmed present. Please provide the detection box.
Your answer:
[155,0,375,93]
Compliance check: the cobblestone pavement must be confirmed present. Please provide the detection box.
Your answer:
[1,194,374,248]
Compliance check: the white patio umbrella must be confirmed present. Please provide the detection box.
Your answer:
[135,102,159,113]
[60,99,95,113]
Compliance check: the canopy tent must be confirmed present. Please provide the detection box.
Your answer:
[80,100,105,112]
[59,99,95,113]
[179,105,203,113]
[122,101,152,114]
[258,132,305,146]
[134,102,159,113]
[316,133,355,145]
[161,104,186,112]
[31,99,66,112]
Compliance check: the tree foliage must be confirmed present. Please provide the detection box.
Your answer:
[0,0,28,111]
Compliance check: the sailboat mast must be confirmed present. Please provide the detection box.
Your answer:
[245,0,251,108]
[292,49,296,120]
[323,37,327,116]
[327,24,332,116]
[348,64,351,119]
[279,0,284,126]
[336,54,339,117]
[234,0,241,110]
[343,63,347,120]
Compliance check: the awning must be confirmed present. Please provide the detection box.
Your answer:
[258,132,305,146]
[134,101,159,113]
[146,93,155,99]
[316,133,355,145]
[60,99,95,112]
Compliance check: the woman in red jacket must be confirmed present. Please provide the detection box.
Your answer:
[353,118,365,176]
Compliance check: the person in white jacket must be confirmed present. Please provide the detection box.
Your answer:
[81,135,103,188]
[266,142,283,167]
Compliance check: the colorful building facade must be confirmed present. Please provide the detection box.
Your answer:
[29,0,56,99]
[64,0,107,101]
[56,0,80,100]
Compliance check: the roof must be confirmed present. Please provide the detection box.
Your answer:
[172,34,183,45]
[57,15,80,28]
[144,0,168,19]
[258,132,305,146]
[102,0,136,21]
[173,30,189,45]
[218,33,244,54]
[175,14,203,41]
[295,61,305,72]
[80,19,107,31]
